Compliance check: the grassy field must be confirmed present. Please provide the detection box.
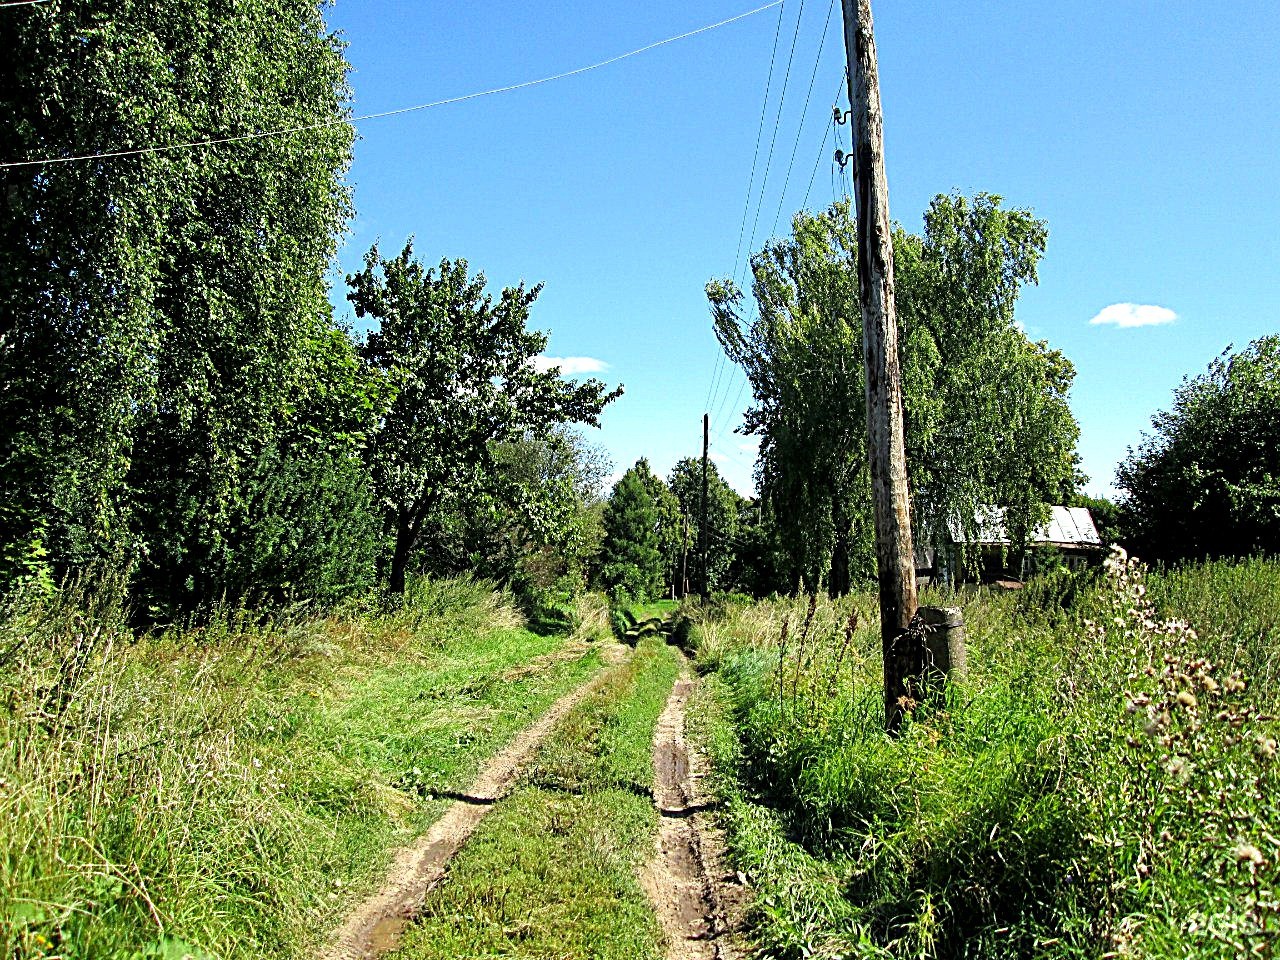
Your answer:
[0,576,609,960]
[689,554,1280,959]
[392,634,682,960]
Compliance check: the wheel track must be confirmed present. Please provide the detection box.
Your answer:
[319,641,630,960]
[643,666,744,960]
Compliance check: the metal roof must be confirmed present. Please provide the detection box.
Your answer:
[956,506,1103,548]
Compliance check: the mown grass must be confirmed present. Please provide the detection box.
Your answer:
[0,575,605,960]
[392,634,682,960]
[689,555,1280,959]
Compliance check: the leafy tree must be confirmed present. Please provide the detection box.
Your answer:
[1071,493,1120,548]
[708,194,1081,593]
[637,464,683,598]
[725,499,787,596]
[1117,337,1280,563]
[1,0,358,612]
[709,202,872,592]
[667,458,742,594]
[599,460,667,602]
[410,426,612,600]
[348,241,620,594]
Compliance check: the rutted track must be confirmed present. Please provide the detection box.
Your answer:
[319,642,630,960]
[643,667,744,960]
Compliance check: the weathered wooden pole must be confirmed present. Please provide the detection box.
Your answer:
[840,0,922,732]
[680,512,690,599]
[700,413,711,599]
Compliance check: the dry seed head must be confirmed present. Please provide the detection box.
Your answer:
[1236,843,1266,868]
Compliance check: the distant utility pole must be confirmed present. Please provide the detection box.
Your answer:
[700,413,710,600]
[680,513,690,599]
[840,0,921,732]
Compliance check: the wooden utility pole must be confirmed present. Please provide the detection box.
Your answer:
[840,0,921,732]
[680,513,690,599]
[700,413,710,599]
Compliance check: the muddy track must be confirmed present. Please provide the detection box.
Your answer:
[643,667,745,960]
[320,641,630,960]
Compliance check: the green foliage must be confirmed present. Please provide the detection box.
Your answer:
[0,0,375,614]
[599,460,667,603]
[0,575,596,958]
[693,555,1280,958]
[348,241,621,594]
[707,194,1081,594]
[1117,336,1280,564]
[667,457,743,594]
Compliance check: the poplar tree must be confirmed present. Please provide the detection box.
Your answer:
[1,0,360,610]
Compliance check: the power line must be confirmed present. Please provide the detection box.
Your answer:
[0,0,54,7]
[767,0,836,240]
[800,112,834,210]
[712,0,788,420]
[740,0,808,284]
[729,0,787,284]
[715,73,844,439]
[1,0,783,169]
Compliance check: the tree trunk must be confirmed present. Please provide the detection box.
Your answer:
[388,509,413,595]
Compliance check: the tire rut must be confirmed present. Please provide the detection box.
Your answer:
[319,641,630,960]
[643,667,744,960]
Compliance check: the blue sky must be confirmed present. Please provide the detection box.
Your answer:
[326,0,1279,499]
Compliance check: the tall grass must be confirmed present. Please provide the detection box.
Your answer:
[0,574,581,959]
[693,553,1280,958]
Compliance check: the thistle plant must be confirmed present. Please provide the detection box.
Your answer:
[1078,546,1279,954]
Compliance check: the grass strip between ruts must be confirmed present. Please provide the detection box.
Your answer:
[391,635,682,960]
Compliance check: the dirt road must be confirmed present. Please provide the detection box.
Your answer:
[320,642,630,960]
[643,668,744,960]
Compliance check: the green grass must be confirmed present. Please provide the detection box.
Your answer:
[689,556,1280,959]
[392,635,682,960]
[0,577,602,960]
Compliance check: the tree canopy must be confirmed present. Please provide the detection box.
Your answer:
[348,241,621,594]
[1117,336,1280,563]
[708,194,1081,592]
[599,460,668,602]
[1,0,361,612]
[667,458,742,595]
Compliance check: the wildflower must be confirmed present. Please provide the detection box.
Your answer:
[1166,757,1191,779]
[1235,843,1265,868]
[1176,691,1198,709]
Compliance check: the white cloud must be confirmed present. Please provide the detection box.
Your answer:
[532,355,609,374]
[1088,303,1177,329]
[709,451,729,464]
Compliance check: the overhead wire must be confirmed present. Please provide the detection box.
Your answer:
[1,0,783,169]
[708,0,790,422]
[0,0,54,6]
[729,0,787,285]
[739,0,808,287]
[713,1,839,441]
[766,0,836,241]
